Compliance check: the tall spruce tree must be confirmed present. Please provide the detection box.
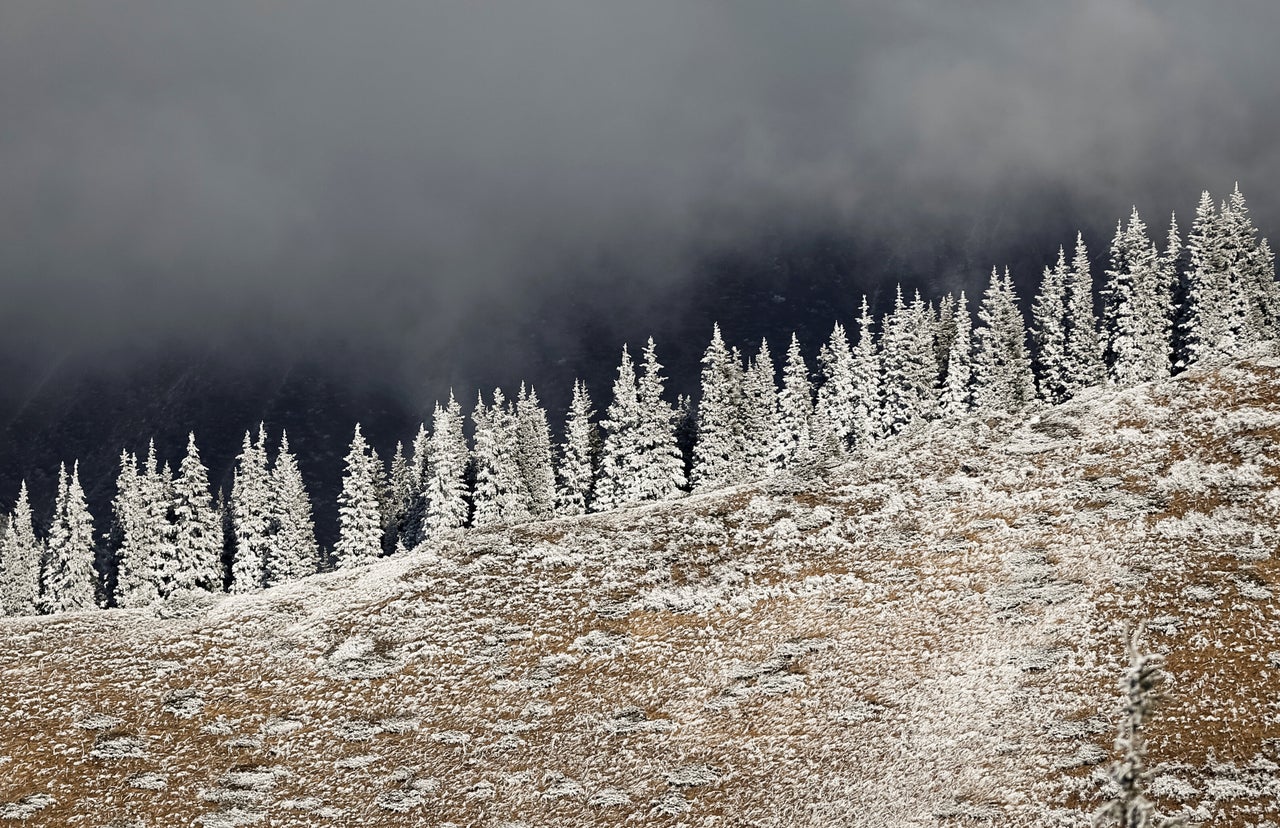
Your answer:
[168,433,223,594]
[265,431,319,585]
[231,427,272,593]
[815,322,857,450]
[973,268,1035,411]
[1063,233,1106,393]
[1033,247,1070,404]
[401,423,431,547]
[1104,208,1172,385]
[631,338,686,500]
[0,482,42,617]
[773,333,813,469]
[383,441,413,552]
[41,463,97,614]
[741,339,779,477]
[940,290,974,416]
[692,325,744,489]
[335,424,384,567]
[596,345,643,510]
[850,297,882,448]
[471,390,529,527]
[515,385,557,519]
[556,380,597,517]
[424,394,470,536]
[112,449,158,607]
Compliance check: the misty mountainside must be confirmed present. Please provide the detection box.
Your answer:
[4,354,1280,827]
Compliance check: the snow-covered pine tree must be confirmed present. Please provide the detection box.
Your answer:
[881,287,938,432]
[471,390,530,528]
[424,393,470,536]
[740,339,779,477]
[1104,208,1172,385]
[231,427,272,593]
[168,433,223,594]
[596,345,643,510]
[692,325,744,489]
[1032,247,1070,404]
[111,449,156,607]
[1063,233,1106,394]
[972,268,1035,411]
[1180,191,1231,365]
[815,322,857,451]
[773,333,813,469]
[673,393,697,480]
[940,290,974,416]
[41,462,98,614]
[0,481,42,617]
[556,379,597,517]
[850,296,882,449]
[382,441,412,552]
[907,290,941,421]
[515,385,557,519]
[1222,186,1280,347]
[935,292,958,381]
[635,337,686,500]
[265,430,319,585]
[400,423,431,547]
[335,424,384,567]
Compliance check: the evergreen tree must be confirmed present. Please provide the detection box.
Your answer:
[1104,208,1172,385]
[773,334,813,469]
[940,290,974,416]
[596,345,643,510]
[112,449,157,608]
[265,431,319,585]
[515,385,557,519]
[1063,233,1106,393]
[935,292,958,382]
[231,427,272,593]
[849,296,882,449]
[382,441,412,552]
[0,482,42,617]
[401,423,431,547]
[335,424,384,567]
[424,393,469,536]
[471,390,529,528]
[973,268,1035,411]
[881,287,938,432]
[815,322,857,450]
[673,393,697,481]
[635,338,686,500]
[906,290,941,420]
[41,463,97,614]
[556,380,597,517]
[692,325,744,489]
[168,433,223,594]
[741,339,779,477]
[1033,247,1070,404]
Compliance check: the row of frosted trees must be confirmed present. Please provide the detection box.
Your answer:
[1,186,1275,616]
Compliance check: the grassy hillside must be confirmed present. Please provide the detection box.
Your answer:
[3,355,1280,827]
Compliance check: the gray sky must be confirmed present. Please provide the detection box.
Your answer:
[2,0,1278,392]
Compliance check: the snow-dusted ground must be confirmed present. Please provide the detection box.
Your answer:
[3,357,1280,827]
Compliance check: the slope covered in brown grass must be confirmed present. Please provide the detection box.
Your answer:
[3,355,1280,827]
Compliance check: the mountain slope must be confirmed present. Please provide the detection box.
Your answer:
[3,355,1280,827]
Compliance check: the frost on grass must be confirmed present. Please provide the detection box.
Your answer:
[90,732,148,759]
[665,763,723,788]
[320,633,405,679]
[128,771,168,790]
[163,688,204,718]
[0,793,55,819]
[74,712,123,731]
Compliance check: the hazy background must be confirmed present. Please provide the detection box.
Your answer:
[2,0,1278,540]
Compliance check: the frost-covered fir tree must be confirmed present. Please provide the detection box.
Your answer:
[0,481,42,617]
[556,380,597,517]
[382,441,412,552]
[935,293,958,381]
[596,345,643,510]
[231,427,273,592]
[815,322,857,451]
[424,393,469,536]
[265,431,318,584]
[973,268,1035,411]
[1104,209,1172,385]
[635,338,686,500]
[41,463,97,614]
[940,290,973,416]
[881,287,938,432]
[907,291,941,419]
[471,390,530,527]
[1033,247,1070,404]
[1063,233,1106,393]
[692,325,745,489]
[111,449,155,607]
[773,334,813,469]
[849,296,882,448]
[167,433,223,594]
[740,339,779,477]
[401,423,431,547]
[336,424,384,567]
[515,385,557,519]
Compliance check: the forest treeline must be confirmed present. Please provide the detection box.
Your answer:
[1,186,1275,616]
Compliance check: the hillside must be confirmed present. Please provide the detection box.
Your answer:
[3,355,1280,827]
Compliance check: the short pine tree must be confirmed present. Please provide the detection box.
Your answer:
[424,394,470,536]
[596,345,644,510]
[231,427,273,593]
[41,463,98,614]
[849,297,883,448]
[693,325,745,489]
[471,390,530,527]
[556,380,597,517]
[265,431,319,584]
[1064,233,1107,393]
[940,290,974,415]
[168,433,223,594]
[815,322,857,451]
[973,268,1035,411]
[515,385,557,519]
[773,333,813,469]
[335,424,384,567]
[740,339,779,477]
[0,481,42,617]
[1033,247,1070,404]
[635,338,687,500]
